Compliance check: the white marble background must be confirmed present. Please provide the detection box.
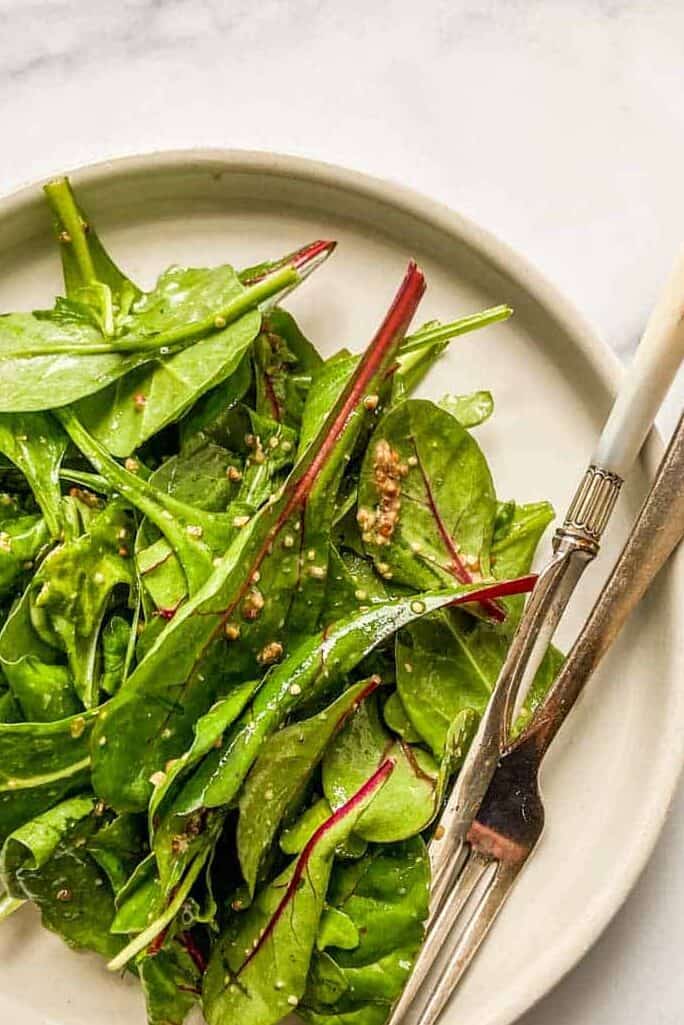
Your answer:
[1,1,683,1022]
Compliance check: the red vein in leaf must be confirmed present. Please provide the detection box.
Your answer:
[238,758,395,975]
[179,931,207,974]
[411,439,505,623]
[450,574,537,606]
[211,261,426,635]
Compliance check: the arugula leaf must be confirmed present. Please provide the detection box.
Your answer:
[301,836,429,1023]
[30,500,134,707]
[0,585,81,722]
[0,412,67,536]
[237,677,381,895]
[0,512,50,599]
[201,760,394,1025]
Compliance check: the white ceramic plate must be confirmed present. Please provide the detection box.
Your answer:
[0,151,682,1025]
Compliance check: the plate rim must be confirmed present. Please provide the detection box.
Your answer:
[0,147,681,1025]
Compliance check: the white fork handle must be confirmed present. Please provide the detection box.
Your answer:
[594,249,684,476]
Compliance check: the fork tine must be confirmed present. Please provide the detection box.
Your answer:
[411,862,521,1025]
[386,849,491,1025]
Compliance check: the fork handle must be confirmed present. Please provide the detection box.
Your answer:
[525,411,684,758]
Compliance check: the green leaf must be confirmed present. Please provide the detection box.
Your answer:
[0,265,296,414]
[0,796,124,959]
[0,586,81,722]
[201,761,394,1025]
[139,938,202,1025]
[148,586,488,890]
[0,412,67,536]
[0,707,98,844]
[382,690,421,743]
[75,266,262,457]
[30,499,134,706]
[357,398,496,590]
[396,500,558,756]
[0,512,50,600]
[301,837,429,1023]
[90,290,420,812]
[44,177,140,316]
[322,694,439,842]
[237,678,381,895]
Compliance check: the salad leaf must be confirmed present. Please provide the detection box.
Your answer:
[237,677,381,895]
[301,836,429,1022]
[0,412,67,537]
[357,398,496,592]
[439,389,494,428]
[0,796,124,959]
[0,707,98,843]
[322,693,439,841]
[201,760,394,1025]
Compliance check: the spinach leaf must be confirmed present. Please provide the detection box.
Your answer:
[0,795,124,959]
[44,177,140,320]
[0,265,296,414]
[396,500,557,755]
[90,267,426,812]
[357,398,497,593]
[0,707,97,844]
[201,761,394,1025]
[75,266,262,457]
[0,412,67,536]
[301,836,429,1023]
[322,694,439,842]
[237,677,381,895]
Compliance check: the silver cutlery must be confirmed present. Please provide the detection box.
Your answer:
[388,250,684,1025]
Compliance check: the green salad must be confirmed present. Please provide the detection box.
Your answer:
[0,179,561,1025]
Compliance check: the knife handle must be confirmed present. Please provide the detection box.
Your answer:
[593,248,684,478]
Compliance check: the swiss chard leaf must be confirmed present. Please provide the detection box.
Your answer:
[201,761,394,1025]
[138,937,203,1025]
[301,836,429,1023]
[357,398,496,591]
[396,500,557,756]
[237,677,381,895]
[322,693,439,842]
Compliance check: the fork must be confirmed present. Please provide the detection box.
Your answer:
[393,408,684,1025]
[388,250,684,1025]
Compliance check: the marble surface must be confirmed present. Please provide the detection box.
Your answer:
[1,1,683,1022]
